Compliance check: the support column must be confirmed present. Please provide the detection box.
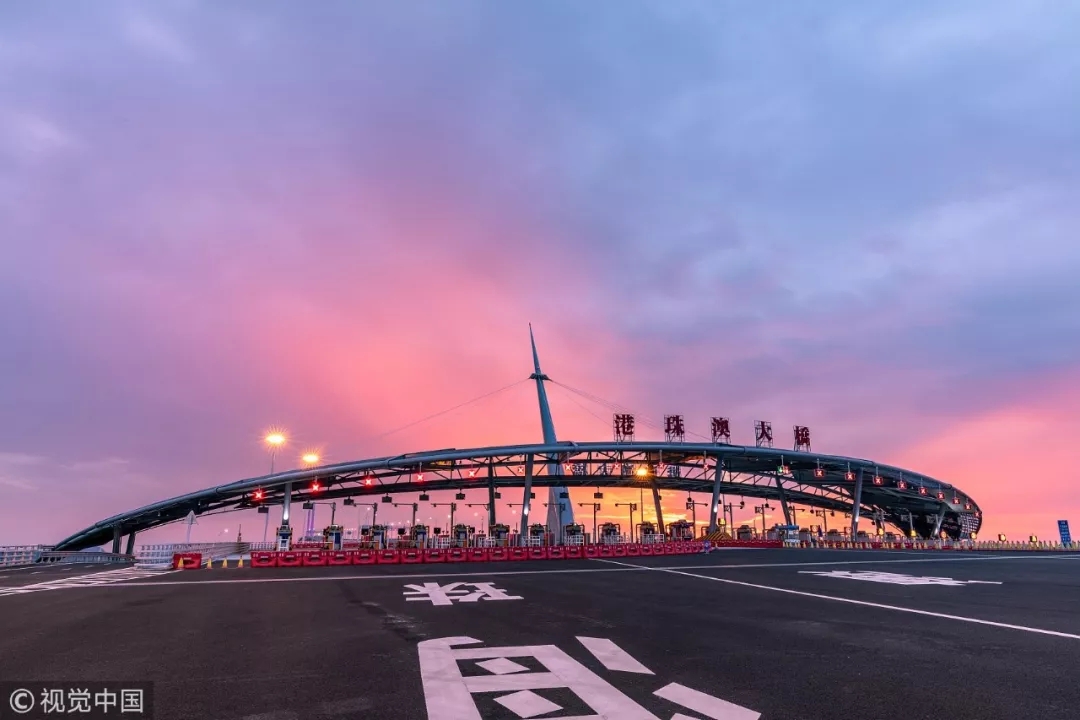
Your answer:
[932,506,946,537]
[708,458,723,532]
[487,462,497,529]
[520,454,534,540]
[111,525,121,554]
[650,480,665,536]
[282,482,293,526]
[850,468,864,537]
[774,475,792,525]
[124,532,135,556]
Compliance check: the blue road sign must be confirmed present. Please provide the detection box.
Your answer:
[1058,520,1071,546]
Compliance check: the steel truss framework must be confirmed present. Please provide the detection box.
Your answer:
[55,441,982,550]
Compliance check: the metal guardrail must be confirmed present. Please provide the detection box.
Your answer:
[135,542,248,567]
[0,546,133,567]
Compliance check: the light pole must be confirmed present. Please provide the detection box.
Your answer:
[615,502,637,542]
[263,431,287,542]
[754,504,772,536]
[686,496,710,537]
[466,503,491,531]
[543,501,567,542]
[578,502,600,542]
[431,502,457,529]
[264,430,286,474]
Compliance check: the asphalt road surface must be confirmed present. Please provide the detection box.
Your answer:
[1,549,1078,719]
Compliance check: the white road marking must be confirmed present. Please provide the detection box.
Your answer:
[477,658,529,675]
[418,636,665,719]
[798,570,1003,586]
[494,689,562,718]
[598,560,1080,641]
[655,682,761,720]
[403,581,523,605]
[1,553,1070,593]
[578,637,654,674]
[0,567,175,597]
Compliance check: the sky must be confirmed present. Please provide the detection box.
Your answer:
[1,0,1079,547]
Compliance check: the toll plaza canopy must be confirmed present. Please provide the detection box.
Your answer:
[54,441,982,550]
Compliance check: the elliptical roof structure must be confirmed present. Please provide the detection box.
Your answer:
[53,331,981,550]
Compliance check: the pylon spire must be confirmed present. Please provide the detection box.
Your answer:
[528,325,574,537]
[529,323,558,445]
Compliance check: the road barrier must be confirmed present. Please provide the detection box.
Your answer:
[234,537,1080,570]
[250,551,276,568]
[171,552,202,569]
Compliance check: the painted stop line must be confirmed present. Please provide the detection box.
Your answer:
[799,570,1002,586]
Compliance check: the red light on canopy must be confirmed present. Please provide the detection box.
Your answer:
[936,491,945,500]
[253,489,264,501]
[844,471,854,481]
[363,476,373,487]
[311,481,322,492]
[467,468,479,478]
[919,486,927,495]
[873,476,883,485]
[814,467,825,478]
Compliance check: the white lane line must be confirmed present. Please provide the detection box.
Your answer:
[652,554,1079,571]
[4,553,1073,593]
[597,560,1080,641]
[577,637,654,674]
[62,566,644,588]
[655,682,760,720]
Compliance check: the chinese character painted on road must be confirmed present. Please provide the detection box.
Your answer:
[120,688,145,714]
[417,635,760,719]
[799,570,1002,586]
[403,582,523,606]
[40,688,65,713]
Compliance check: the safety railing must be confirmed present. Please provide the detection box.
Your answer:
[135,542,248,567]
[0,546,133,567]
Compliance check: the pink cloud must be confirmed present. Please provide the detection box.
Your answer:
[890,371,1080,540]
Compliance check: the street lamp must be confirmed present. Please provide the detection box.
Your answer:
[615,502,637,542]
[264,430,286,473]
[686,495,710,537]
[578,502,601,542]
[754,503,772,536]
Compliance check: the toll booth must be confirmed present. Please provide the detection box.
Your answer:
[736,525,755,541]
[638,521,660,543]
[489,523,511,546]
[276,524,293,551]
[564,524,585,545]
[323,524,344,550]
[410,524,429,548]
[527,523,548,546]
[669,520,693,541]
[452,524,471,546]
[599,522,621,544]
[369,524,387,549]
[776,524,800,546]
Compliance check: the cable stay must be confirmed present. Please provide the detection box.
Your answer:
[367,378,531,442]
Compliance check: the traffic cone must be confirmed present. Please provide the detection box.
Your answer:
[205,557,212,569]
[237,556,243,568]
